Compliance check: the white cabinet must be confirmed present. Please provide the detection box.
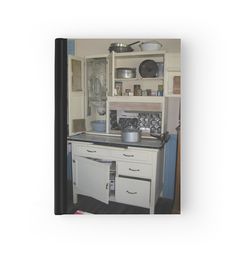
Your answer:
[70,141,163,214]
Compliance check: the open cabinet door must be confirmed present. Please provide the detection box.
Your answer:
[76,156,110,204]
[68,55,85,136]
[108,52,114,96]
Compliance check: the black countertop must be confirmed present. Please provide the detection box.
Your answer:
[67,133,165,149]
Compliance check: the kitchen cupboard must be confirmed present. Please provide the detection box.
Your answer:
[71,141,163,214]
[68,50,180,136]
[68,44,181,214]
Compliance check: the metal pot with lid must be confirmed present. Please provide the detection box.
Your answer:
[121,126,141,143]
[116,68,136,79]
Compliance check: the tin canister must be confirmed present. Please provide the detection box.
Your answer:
[134,85,141,96]
[142,90,147,96]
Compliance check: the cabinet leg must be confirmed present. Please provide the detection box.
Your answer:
[149,205,155,214]
[73,192,77,204]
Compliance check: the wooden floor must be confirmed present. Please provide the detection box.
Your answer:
[66,180,175,215]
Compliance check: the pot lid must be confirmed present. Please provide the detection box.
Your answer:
[122,126,140,132]
[116,68,136,71]
[139,60,159,78]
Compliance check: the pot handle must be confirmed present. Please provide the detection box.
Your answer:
[127,41,140,47]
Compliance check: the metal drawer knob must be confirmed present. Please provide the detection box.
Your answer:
[123,154,134,157]
[126,190,137,194]
[129,168,140,172]
[86,150,96,153]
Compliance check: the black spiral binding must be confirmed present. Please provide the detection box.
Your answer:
[54,38,67,215]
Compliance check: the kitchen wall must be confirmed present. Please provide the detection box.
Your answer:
[162,134,178,199]
[67,39,75,55]
[167,97,180,134]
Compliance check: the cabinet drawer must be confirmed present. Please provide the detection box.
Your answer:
[117,161,152,179]
[73,144,110,158]
[115,177,150,208]
[111,148,152,163]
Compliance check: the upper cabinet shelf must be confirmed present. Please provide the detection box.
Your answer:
[113,50,166,58]
[115,77,164,81]
[107,95,164,103]
[111,51,165,97]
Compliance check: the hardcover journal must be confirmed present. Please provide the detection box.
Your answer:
[55,38,181,215]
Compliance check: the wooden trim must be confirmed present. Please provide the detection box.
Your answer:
[109,102,162,111]
[172,127,180,214]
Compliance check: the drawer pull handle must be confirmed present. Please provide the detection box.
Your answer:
[129,168,140,172]
[86,150,96,153]
[126,190,137,194]
[123,154,134,157]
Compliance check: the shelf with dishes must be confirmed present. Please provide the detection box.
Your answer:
[115,77,164,81]
[112,51,165,97]
[113,80,164,97]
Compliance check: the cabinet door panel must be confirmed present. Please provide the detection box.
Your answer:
[68,56,85,135]
[76,156,110,204]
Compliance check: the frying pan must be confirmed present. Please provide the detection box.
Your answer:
[109,41,140,53]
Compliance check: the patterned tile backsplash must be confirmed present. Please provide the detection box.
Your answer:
[110,110,162,133]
